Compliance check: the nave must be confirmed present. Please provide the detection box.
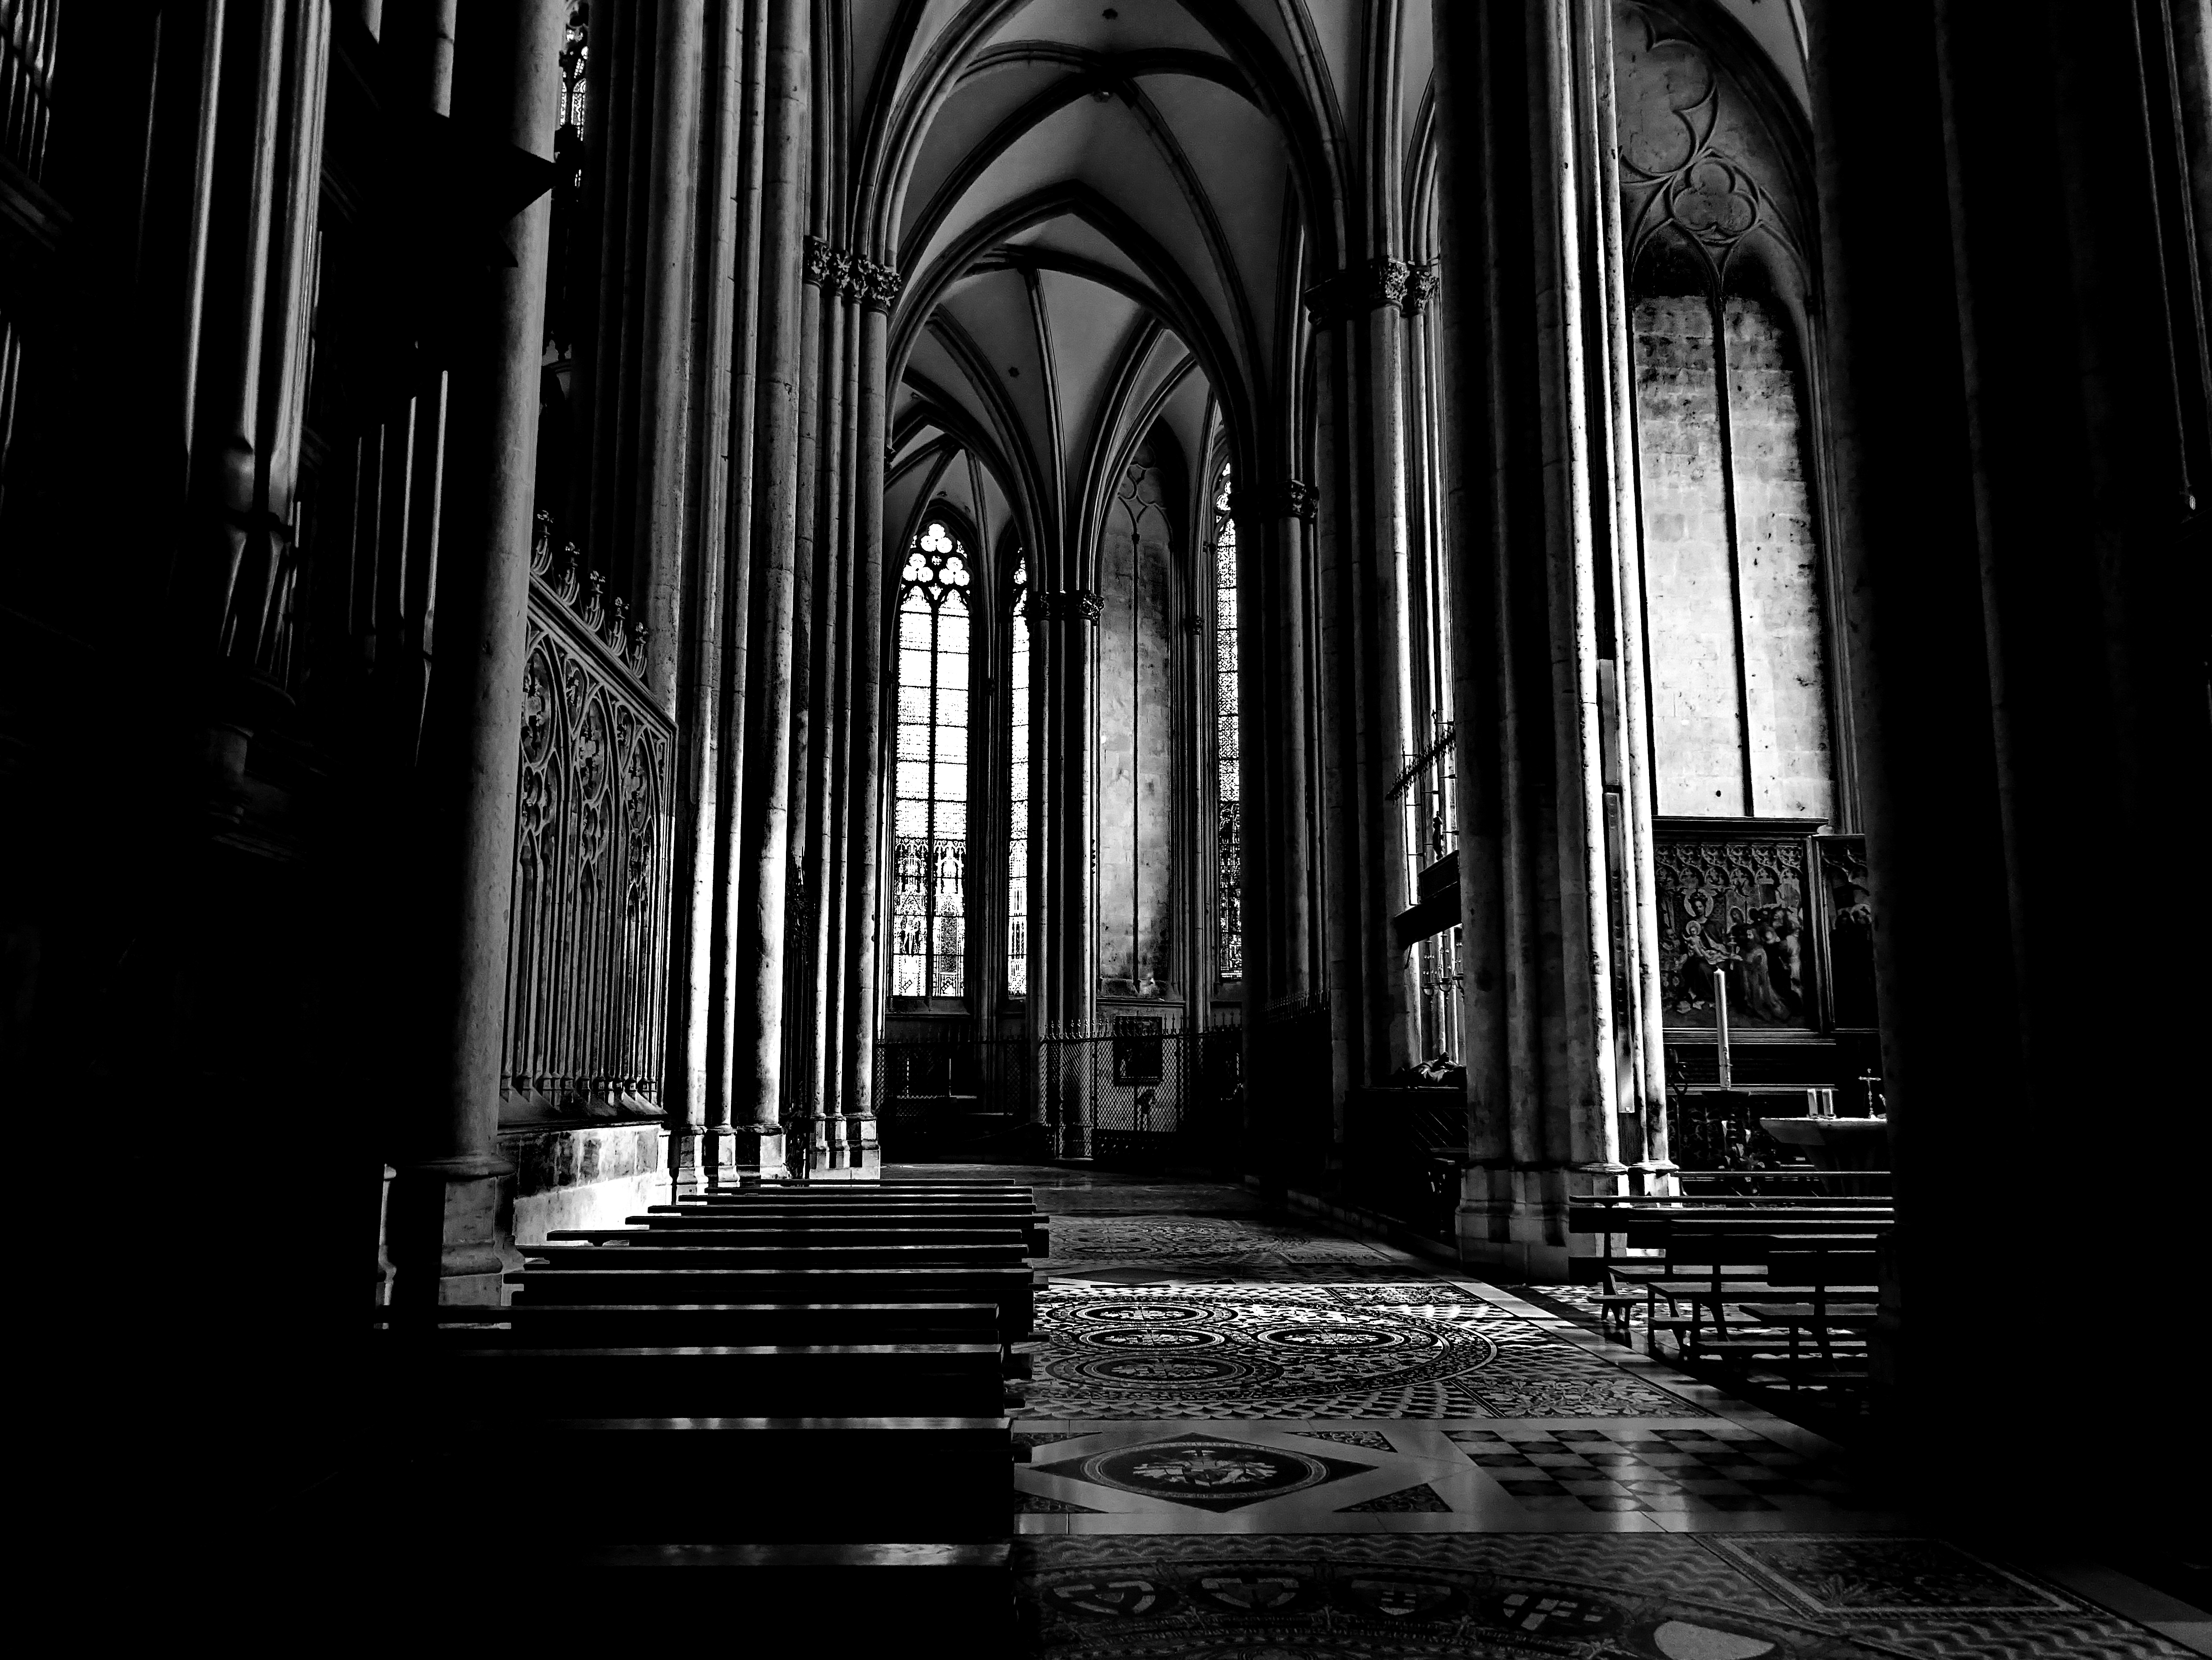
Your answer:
[4,0,2208,1616]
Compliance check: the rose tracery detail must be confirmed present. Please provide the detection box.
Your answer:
[1614,2,1802,275]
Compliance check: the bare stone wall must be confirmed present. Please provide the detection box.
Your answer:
[1635,293,1835,822]
[1636,294,1747,815]
[1724,296,1835,822]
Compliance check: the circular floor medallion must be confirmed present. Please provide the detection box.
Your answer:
[1038,1292,1494,1407]
[1253,1323,1421,1351]
[1080,1326,1225,1351]
[1081,1440,1333,1504]
[1078,1301,1208,1324]
[1076,1354,1270,1385]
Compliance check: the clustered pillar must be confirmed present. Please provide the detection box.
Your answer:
[1427,0,1667,1280]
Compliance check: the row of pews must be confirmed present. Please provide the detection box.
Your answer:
[1571,1193,1891,1407]
[371,1176,1045,1626]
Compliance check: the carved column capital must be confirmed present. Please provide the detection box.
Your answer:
[804,236,855,295]
[1231,479,1319,521]
[1041,588,1102,623]
[1401,261,1442,317]
[856,258,904,313]
[1303,257,1436,321]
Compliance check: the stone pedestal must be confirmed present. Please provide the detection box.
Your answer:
[1455,1163,1571,1284]
[831,1115,881,1177]
[667,1127,709,1196]
[810,1118,881,1181]
[709,1123,787,1184]
[387,1156,518,1306]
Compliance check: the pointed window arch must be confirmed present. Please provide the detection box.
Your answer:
[1006,551,1031,994]
[1213,462,1242,981]
[891,521,972,998]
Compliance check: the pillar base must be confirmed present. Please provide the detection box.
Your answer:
[1454,1163,1572,1283]
[707,1123,787,1184]
[387,1157,518,1306]
[667,1127,711,1197]
[830,1114,881,1177]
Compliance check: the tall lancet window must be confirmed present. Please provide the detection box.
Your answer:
[891,522,972,998]
[1213,463,1243,980]
[1006,554,1031,994]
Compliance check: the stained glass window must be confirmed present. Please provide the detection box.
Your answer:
[1006,554,1031,994]
[1213,463,1242,980]
[891,522,972,998]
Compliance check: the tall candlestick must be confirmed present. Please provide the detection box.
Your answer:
[1715,973,1732,1091]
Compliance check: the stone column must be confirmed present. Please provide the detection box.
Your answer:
[389,0,566,1304]
[1361,268,1423,1078]
[817,254,868,1157]
[722,0,812,1182]
[836,257,896,1175]
[1056,588,1101,1159]
[1430,0,1631,1280]
[1276,482,1319,998]
[1532,0,1623,1192]
[797,237,851,1171]
[1806,0,2212,1517]
[667,0,746,1197]
[1581,0,1668,1172]
[699,0,773,1187]
[190,0,331,700]
[636,0,706,704]
[1305,316,1359,1138]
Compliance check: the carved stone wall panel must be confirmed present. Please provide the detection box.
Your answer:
[503,594,675,1117]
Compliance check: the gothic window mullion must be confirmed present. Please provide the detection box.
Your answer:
[1213,462,1242,983]
[893,521,971,999]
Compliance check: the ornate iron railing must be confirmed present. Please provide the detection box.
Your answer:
[1042,1016,1244,1164]
[501,557,673,1118]
[872,1036,1035,1157]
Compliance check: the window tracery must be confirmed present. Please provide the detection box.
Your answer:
[1007,552,1030,995]
[1213,462,1242,982]
[892,521,972,998]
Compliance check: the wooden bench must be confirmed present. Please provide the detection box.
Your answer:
[649,1205,1050,1252]
[381,1415,1017,1550]
[507,1263,1039,1340]
[385,1341,1012,1417]
[388,1300,1018,1359]
[553,1225,1035,1251]
[1639,1233,1882,1395]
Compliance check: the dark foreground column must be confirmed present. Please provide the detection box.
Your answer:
[389,0,566,1305]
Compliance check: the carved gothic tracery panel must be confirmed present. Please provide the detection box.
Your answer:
[504,599,674,1115]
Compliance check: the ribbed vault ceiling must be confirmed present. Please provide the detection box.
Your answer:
[846,0,1807,584]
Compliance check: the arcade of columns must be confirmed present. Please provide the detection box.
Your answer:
[368,0,1687,1299]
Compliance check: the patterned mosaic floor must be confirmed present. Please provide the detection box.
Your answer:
[1016,1534,2200,1659]
[1013,1420,1885,1531]
[1028,1282,1700,1419]
[1038,1213,1409,1275]
[963,1169,2209,1655]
